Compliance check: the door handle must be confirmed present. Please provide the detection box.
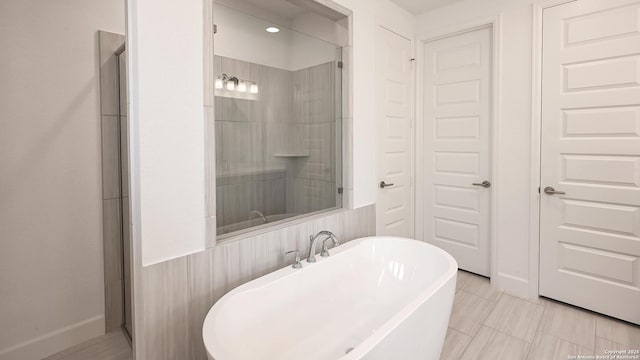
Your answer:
[379,181,394,189]
[472,181,491,188]
[543,186,565,195]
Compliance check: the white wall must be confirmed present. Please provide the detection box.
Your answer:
[330,0,416,208]
[0,0,124,358]
[416,0,539,297]
[128,0,206,266]
[214,4,339,71]
[126,0,414,267]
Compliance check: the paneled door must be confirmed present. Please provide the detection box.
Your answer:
[539,0,640,324]
[376,26,414,237]
[422,27,492,276]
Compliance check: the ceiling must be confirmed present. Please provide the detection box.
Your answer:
[244,0,307,19]
[390,0,463,14]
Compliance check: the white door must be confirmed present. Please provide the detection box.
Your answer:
[540,0,640,324]
[422,27,492,276]
[376,26,414,237]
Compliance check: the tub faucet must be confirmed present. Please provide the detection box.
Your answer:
[307,230,339,263]
[248,210,267,223]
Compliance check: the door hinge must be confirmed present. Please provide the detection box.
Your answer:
[337,187,343,194]
[214,24,217,34]
[337,61,343,69]
[538,186,540,194]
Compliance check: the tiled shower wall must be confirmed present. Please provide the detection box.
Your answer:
[98,30,126,334]
[214,55,291,227]
[141,205,375,360]
[291,61,338,214]
[215,55,339,227]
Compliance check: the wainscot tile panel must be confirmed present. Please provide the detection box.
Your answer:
[141,205,375,360]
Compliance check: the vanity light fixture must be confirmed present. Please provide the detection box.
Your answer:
[266,26,280,33]
[218,73,256,94]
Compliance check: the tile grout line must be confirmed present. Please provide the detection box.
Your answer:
[456,288,504,359]
[524,298,547,359]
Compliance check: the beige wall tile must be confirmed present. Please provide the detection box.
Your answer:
[142,257,189,360]
[105,280,123,333]
[141,206,374,359]
[101,115,121,200]
[102,198,122,282]
[98,31,125,116]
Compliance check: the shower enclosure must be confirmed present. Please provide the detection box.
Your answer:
[98,31,132,341]
[213,1,346,237]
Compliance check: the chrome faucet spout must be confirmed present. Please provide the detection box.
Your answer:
[307,230,339,263]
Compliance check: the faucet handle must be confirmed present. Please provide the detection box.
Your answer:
[285,250,302,269]
[320,238,331,257]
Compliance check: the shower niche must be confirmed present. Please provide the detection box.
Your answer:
[213,0,349,238]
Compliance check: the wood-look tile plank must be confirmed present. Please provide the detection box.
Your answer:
[101,116,122,200]
[484,293,544,343]
[449,290,495,336]
[98,31,125,116]
[595,316,640,347]
[105,280,123,333]
[461,325,529,360]
[538,300,597,350]
[526,331,594,360]
[102,198,122,281]
[143,206,375,360]
[43,331,131,360]
[595,336,632,356]
[441,328,472,360]
[142,257,189,360]
[187,250,214,360]
[456,270,474,291]
[461,274,503,302]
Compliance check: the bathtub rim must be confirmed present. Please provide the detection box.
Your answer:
[202,236,458,360]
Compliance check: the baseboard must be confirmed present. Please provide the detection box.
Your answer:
[0,315,105,360]
[494,272,530,298]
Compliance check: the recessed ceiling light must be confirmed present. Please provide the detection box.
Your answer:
[266,26,280,33]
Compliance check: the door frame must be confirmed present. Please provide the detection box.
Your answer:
[416,15,502,280]
[375,24,417,237]
[529,0,578,299]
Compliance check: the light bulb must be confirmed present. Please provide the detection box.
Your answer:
[238,82,247,92]
[215,78,223,89]
[250,83,259,94]
[226,81,235,91]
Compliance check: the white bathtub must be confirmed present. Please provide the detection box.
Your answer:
[202,236,458,360]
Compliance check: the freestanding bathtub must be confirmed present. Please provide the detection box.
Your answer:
[202,236,458,360]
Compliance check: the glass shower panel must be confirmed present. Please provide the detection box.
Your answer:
[214,2,344,236]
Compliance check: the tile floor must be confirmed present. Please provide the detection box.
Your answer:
[442,270,640,360]
[43,330,132,360]
[41,271,640,360]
